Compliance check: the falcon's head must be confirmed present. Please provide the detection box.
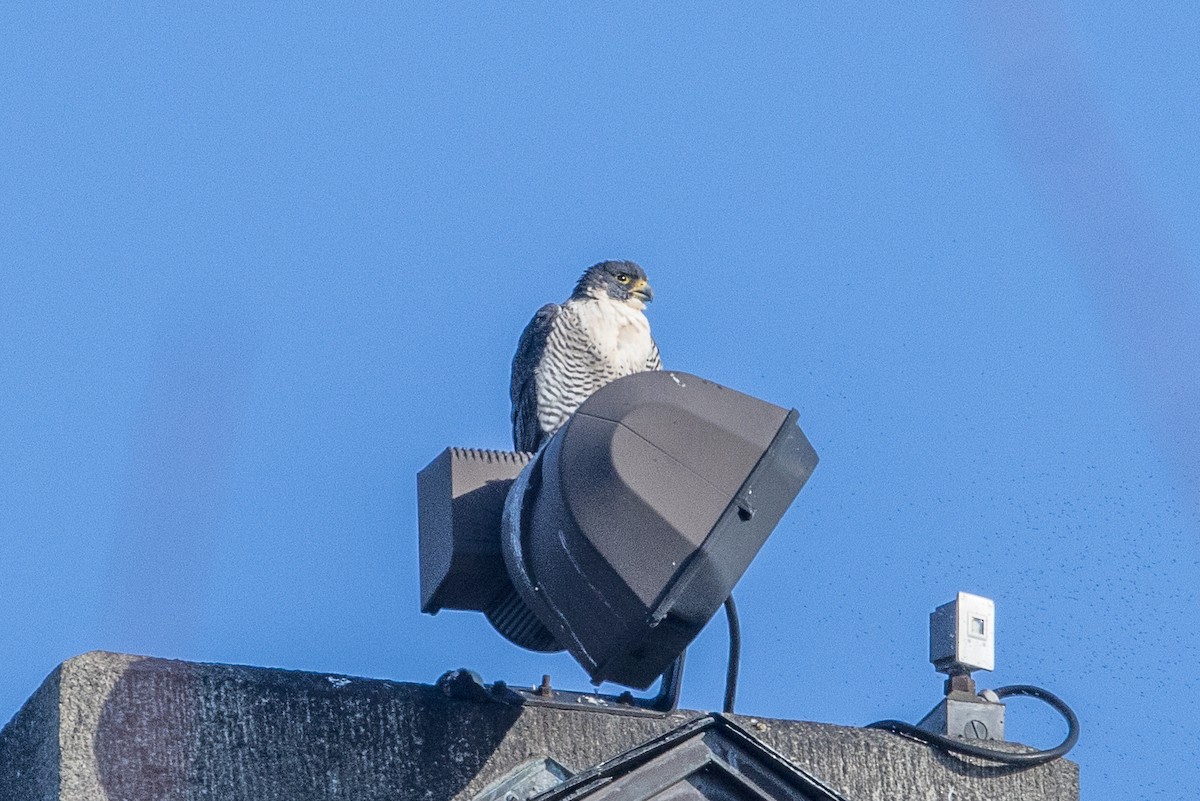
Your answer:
[571,260,654,309]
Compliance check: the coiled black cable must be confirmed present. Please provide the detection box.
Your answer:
[867,684,1079,765]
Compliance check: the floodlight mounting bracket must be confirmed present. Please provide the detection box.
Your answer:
[435,655,686,717]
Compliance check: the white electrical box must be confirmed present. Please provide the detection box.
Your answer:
[929,591,995,673]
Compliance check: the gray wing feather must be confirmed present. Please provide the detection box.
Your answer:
[511,303,559,452]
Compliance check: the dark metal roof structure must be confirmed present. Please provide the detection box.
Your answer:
[533,715,848,801]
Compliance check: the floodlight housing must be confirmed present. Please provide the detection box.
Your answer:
[416,370,818,692]
[417,448,533,615]
[499,371,818,689]
[930,591,995,674]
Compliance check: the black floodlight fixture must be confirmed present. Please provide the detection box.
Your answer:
[418,370,818,691]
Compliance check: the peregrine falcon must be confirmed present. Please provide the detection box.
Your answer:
[511,260,661,452]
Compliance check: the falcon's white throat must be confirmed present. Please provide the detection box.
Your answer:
[576,289,655,375]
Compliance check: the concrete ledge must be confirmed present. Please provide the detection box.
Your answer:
[0,652,1078,801]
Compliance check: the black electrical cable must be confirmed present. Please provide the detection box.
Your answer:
[723,595,741,714]
[866,684,1079,765]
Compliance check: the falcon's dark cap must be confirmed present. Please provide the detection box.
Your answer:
[572,260,652,304]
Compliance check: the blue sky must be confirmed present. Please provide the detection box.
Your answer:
[2,3,1198,798]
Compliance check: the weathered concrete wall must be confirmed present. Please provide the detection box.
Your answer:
[0,652,1078,801]
[732,715,1077,801]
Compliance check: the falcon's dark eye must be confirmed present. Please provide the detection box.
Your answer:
[616,273,631,284]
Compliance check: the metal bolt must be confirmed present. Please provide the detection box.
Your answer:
[964,719,988,740]
[538,674,553,697]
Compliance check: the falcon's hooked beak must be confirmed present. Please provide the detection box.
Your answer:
[632,279,654,303]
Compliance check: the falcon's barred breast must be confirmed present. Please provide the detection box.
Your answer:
[511,260,662,452]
